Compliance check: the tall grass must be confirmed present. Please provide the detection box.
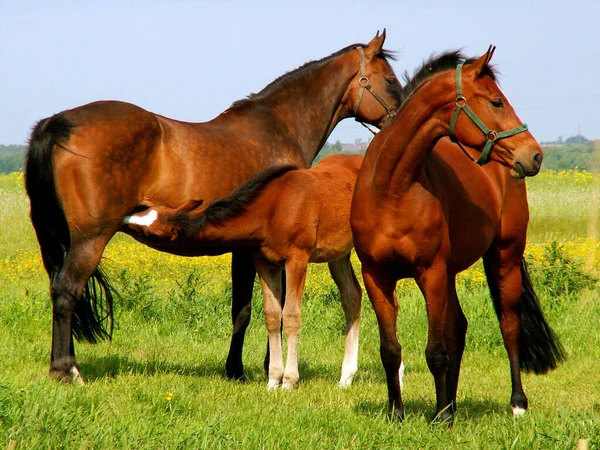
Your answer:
[1,171,599,448]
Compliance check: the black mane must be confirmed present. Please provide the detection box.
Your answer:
[396,50,499,105]
[231,44,398,109]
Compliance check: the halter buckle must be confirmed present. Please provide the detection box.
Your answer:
[358,76,369,88]
[455,96,466,107]
[487,130,498,141]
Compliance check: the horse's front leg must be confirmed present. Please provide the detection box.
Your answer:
[281,254,309,389]
[444,277,468,415]
[361,263,404,421]
[415,261,453,423]
[254,259,284,389]
[225,250,256,381]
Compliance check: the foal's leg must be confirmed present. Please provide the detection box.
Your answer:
[362,264,404,420]
[483,249,528,415]
[416,263,453,422]
[50,233,112,383]
[281,254,309,389]
[254,259,284,389]
[328,254,362,387]
[225,250,256,380]
[444,277,468,413]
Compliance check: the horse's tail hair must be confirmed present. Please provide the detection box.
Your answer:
[178,164,298,237]
[483,257,566,374]
[25,114,115,343]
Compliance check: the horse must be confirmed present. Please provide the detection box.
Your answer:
[124,153,368,389]
[24,31,401,384]
[350,47,565,422]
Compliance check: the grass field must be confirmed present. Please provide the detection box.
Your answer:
[1,171,599,449]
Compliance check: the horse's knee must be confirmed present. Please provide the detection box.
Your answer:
[283,305,301,335]
[380,341,402,373]
[51,282,76,317]
[426,348,449,375]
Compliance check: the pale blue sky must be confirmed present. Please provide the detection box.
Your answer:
[1,0,598,145]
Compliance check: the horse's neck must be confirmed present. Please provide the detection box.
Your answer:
[372,87,451,193]
[214,56,355,167]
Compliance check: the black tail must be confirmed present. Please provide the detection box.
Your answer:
[25,114,114,343]
[483,257,566,374]
[178,164,298,237]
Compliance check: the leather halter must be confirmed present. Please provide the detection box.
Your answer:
[353,47,398,132]
[449,63,529,166]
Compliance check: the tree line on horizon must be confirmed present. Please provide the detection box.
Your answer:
[1,140,598,174]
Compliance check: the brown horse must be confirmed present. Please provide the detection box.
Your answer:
[124,154,364,388]
[350,47,565,422]
[24,32,401,383]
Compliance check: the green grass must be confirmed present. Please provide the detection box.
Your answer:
[1,171,599,449]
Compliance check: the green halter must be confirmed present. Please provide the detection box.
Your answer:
[448,63,529,166]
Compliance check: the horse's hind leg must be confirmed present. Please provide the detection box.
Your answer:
[483,250,528,415]
[50,232,113,383]
[328,253,362,387]
[225,250,256,380]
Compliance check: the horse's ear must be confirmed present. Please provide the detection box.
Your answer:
[468,45,496,76]
[364,29,386,59]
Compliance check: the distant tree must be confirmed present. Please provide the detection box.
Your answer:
[565,134,589,144]
[0,152,25,173]
[541,141,596,171]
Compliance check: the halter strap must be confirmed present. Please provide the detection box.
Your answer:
[353,47,398,131]
[448,63,528,165]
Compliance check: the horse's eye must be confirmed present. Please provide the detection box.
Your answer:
[490,99,504,108]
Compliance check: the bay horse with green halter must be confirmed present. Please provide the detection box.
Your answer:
[350,46,565,422]
[124,154,367,389]
[24,31,401,384]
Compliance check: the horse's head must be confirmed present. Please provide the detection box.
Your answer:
[446,46,543,179]
[347,30,402,129]
[125,205,189,241]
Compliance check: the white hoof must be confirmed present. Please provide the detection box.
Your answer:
[70,367,85,386]
[338,375,354,388]
[512,406,527,417]
[267,379,280,390]
[281,381,296,390]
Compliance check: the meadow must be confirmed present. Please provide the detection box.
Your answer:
[1,170,599,449]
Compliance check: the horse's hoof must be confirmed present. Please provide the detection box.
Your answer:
[512,406,527,417]
[225,364,245,381]
[338,377,354,388]
[388,407,405,423]
[267,380,280,390]
[49,367,85,385]
[281,381,297,390]
[70,367,85,385]
[431,409,454,426]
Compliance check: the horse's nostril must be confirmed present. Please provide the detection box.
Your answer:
[534,152,543,166]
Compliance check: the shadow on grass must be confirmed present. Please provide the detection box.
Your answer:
[355,396,508,422]
[79,354,227,382]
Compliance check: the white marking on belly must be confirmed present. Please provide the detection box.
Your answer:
[512,406,527,417]
[123,209,158,227]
